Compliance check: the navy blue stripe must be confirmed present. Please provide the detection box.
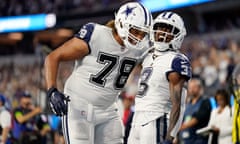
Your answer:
[74,23,95,54]
[168,12,174,18]
[162,12,167,17]
[65,115,70,144]
[163,113,167,140]
[148,12,152,25]
[138,3,148,25]
[156,117,160,143]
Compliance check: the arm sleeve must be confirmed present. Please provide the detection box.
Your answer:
[74,23,95,53]
[168,54,192,81]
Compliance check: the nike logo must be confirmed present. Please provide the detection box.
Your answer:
[142,122,149,127]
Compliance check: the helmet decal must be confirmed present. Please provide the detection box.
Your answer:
[121,6,137,17]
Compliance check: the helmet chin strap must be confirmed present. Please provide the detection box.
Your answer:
[154,43,177,53]
[153,46,178,60]
[169,44,178,52]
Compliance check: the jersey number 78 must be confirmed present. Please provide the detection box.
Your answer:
[90,52,137,90]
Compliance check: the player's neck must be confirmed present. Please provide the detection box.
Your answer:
[113,31,124,46]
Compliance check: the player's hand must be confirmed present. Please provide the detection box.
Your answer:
[47,87,70,116]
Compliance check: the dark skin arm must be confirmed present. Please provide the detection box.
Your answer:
[44,37,89,89]
[166,72,187,141]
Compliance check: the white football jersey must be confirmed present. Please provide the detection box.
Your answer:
[64,23,148,108]
[134,50,191,123]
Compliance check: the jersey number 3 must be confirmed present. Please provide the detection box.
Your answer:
[90,52,136,90]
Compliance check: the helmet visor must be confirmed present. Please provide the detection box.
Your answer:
[128,25,149,45]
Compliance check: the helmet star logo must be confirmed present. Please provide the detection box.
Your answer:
[122,6,136,17]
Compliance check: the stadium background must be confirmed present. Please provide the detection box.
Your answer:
[0,0,239,143]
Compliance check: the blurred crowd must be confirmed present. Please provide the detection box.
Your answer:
[0,56,72,144]
[0,55,72,109]
[0,0,130,16]
[182,35,240,96]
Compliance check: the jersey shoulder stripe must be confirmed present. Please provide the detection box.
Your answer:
[75,23,96,53]
[170,53,192,80]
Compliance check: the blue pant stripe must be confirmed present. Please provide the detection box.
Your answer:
[62,114,70,144]
[163,113,167,140]
[156,117,161,143]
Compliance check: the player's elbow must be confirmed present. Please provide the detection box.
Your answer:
[45,52,55,62]
[45,52,60,66]
[45,53,52,65]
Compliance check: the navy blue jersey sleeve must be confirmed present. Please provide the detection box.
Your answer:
[171,54,192,80]
[75,23,95,44]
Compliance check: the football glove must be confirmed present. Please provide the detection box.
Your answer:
[47,87,70,116]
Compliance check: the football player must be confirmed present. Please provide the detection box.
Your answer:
[44,2,152,144]
[128,12,192,144]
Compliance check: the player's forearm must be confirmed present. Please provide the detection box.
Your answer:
[44,53,60,89]
[167,83,182,140]
[166,98,181,140]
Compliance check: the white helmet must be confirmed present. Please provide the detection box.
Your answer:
[150,12,186,52]
[115,2,152,49]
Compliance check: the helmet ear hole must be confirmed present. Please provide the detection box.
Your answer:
[120,21,123,28]
[173,28,180,35]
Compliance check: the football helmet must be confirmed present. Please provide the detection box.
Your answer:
[115,2,152,49]
[150,12,186,52]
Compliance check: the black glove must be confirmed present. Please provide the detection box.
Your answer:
[47,87,70,116]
